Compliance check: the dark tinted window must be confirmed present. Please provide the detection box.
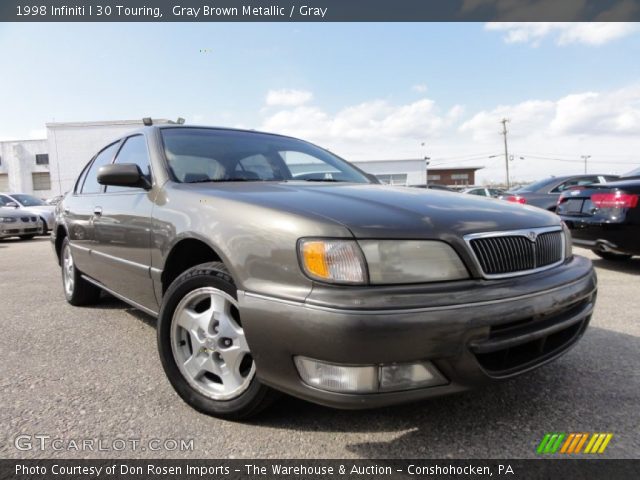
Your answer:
[552,176,600,193]
[10,194,46,206]
[106,136,151,192]
[161,128,369,184]
[81,142,120,194]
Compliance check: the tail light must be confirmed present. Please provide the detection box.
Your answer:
[505,195,526,204]
[591,192,638,209]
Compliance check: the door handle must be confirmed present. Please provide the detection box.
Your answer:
[93,207,103,216]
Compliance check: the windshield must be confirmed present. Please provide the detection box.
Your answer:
[515,177,559,192]
[161,128,370,184]
[622,166,640,177]
[10,194,46,206]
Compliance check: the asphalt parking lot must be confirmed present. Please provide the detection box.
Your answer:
[1,238,639,459]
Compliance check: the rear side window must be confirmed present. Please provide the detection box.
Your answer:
[81,142,120,194]
[106,136,151,192]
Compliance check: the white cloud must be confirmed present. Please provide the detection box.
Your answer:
[256,86,640,182]
[412,84,428,93]
[485,22,640,46]
[265,89,313,107]
[260,95,463,159]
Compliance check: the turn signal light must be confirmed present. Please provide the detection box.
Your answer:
[591,192,638,209]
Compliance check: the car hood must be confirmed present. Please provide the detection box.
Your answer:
[20,205,55,214]
[0,207,35,218]
[182,182,560,238]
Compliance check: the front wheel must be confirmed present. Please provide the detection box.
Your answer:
[592,249,633,261]
[157,262,276,419]
[39,218,48,235]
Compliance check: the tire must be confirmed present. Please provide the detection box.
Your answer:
[157,262,277,419]
[592,249,632,261]
[19,235,35,240]
[60,237,101,306]
[39,218,48,235]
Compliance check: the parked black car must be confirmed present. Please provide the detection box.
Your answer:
[501,175,619,211]
[558,168,640,260]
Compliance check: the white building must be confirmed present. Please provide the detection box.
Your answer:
[353,159,426,185]
[0,139,50,194]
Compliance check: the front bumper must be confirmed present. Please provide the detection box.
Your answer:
[238,255,596,409]
[0,220,42,238]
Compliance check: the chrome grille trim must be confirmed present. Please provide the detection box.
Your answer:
[464,226,565,279]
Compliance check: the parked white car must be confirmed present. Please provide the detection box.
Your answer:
[0,206,42,240]
[0,193,55,234]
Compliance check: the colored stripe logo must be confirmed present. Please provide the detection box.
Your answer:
[537,433,613,454]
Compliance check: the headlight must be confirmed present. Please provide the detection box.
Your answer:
[360,240,469,284]
[0,217,17,223]
[298,238,468,285]
[562,222,573,259]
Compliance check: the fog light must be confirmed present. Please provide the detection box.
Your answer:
[379,361,447,391]
[294,357,378,393]
[294,357,448,393]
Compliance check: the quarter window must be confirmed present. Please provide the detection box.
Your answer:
[81,142,120,194]
[106,136,151,192]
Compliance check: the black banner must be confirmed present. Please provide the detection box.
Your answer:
[1,0,640,22]
[1,459,639,480]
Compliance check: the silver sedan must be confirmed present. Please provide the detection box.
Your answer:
[0,208,43,240]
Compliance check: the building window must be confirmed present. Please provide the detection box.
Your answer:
[376,173,408,185]
[0,174,8,190]
[32,172,51,191]
[427,174,441,181]
[35,153,49,165]
[451,173,469,180]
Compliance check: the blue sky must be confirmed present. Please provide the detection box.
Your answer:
[1,22,639,181]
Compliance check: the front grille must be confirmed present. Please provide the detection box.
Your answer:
[31,216,37,222]
[467,229,563,277]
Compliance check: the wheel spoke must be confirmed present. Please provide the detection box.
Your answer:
[183,353,207,379]
[176,307,211,334]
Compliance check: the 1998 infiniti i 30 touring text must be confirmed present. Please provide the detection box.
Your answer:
[51,124,597,418]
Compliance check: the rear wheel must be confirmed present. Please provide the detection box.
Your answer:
[157,262,276,419]
[61,237,101,305]
[592,249,632,261]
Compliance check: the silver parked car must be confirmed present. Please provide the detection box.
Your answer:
[0,193,55,234]
[0,205,43,240]
[52,125,596,419]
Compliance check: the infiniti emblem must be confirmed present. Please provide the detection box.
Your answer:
[527,231,538,242]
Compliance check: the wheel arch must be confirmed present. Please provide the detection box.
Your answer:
[160,236,231,294]
[54,224,69,265]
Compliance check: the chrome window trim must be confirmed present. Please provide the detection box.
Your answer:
[464,226,565,280]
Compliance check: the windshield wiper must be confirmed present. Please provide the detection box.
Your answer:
[302,178,347,182]
[184,178,263,184]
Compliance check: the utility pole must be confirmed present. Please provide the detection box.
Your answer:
[421,142,430,185]
[581,155,591,174]
[501,118,510,189]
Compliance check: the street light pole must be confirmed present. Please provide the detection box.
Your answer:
[501,118,510,189]
[581,155,591,174]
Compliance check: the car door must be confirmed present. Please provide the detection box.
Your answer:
[64,141,122,277]
[90,134,157,312]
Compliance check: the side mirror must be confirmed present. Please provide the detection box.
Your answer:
[6,201,19,208]
[97,163,151,190]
